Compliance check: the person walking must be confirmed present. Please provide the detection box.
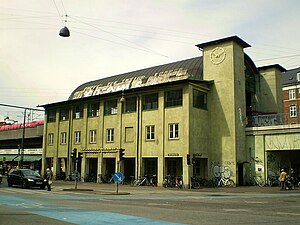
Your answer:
[46,168,53,191]
[279,168,287,191]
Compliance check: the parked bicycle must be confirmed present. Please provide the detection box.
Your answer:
[217,176,235,187]
[191,176,200,189]
[252,175,265,187]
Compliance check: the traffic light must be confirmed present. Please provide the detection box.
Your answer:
[71,148,77,160]
[187,154,191,165]
[78,151,83,158]
[119,148,125,161]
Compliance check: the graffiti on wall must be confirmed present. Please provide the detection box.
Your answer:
[211,161,234,179]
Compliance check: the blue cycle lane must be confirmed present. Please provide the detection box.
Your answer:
[0,193,186,225]
[1,192,300,225]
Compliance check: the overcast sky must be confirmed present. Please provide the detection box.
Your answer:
[1,0,299,122]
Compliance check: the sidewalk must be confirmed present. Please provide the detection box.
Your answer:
[52,180,300,195]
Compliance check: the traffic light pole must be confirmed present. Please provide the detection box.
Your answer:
[74,158,78,190]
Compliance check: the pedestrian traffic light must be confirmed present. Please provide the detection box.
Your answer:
[71,148,77,160]
[78,151,83,158]
[187,154,191,165]
[119,148,125,161]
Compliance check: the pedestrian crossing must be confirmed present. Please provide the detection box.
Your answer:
[0,186,85,196]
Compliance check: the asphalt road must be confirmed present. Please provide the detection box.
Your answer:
[1,178,300,225]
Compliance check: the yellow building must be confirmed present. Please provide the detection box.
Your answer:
[41,36,285,186]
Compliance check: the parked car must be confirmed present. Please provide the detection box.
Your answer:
[7,169,47,189]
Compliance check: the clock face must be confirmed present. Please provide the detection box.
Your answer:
[210,47,226,65]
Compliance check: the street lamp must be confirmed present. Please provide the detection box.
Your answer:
[59,26,70,37]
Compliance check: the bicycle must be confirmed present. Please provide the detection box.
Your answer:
[191,176,200,189]
[252,175,265,187]
[217,176,235,187]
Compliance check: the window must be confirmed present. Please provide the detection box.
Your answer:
[123,96,136,113]
[89,130,97,143]
[142,93,158,110]
[290,105,297,117]
[88,102,100,117]
[165,89,182,107]
[169,123,179,139]
[106,128,114,142]
[60,132,67,144]
[47,110,56,122]
[74,131,81,144]
[59,108,69,121]
[145,125,155,141]
[73,105,84,119]
[193,89,207,109]
[297,72,300,82]
[104,99,118,115]
[125,127,134,142]
[288,90,296,100]
[48,133,54,145]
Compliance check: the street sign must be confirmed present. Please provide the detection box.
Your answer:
[113,172,124,183]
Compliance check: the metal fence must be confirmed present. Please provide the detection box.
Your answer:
[247,113,300,127]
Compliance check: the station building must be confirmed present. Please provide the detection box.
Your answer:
[40,36,291,186]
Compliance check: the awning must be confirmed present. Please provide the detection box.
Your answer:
[0,155,42,162]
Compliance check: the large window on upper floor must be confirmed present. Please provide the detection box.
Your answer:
[88,102,100,117]
[47,110,56,123]
[290,105,297,117]
[59,108,69,121]
[288,89,296,100]
[142,93,158,110]
[123,96,136,113]
[193,89,207,110]
[165,89,183,107]
[73,105,84,119]
[104,99,118,115]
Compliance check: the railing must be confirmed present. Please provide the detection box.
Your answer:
[247,113,300,127]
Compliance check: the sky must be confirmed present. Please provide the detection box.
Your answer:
[0,0,300,122]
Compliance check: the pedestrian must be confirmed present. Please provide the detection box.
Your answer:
[46,168,53,191]
[279,168,287,191]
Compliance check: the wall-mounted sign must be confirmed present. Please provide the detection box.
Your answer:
[167,153,179,156]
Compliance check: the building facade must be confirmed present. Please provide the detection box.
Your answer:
[282,67,300,124]
[41,36,289,186]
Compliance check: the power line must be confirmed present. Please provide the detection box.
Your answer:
[255,54,300,62]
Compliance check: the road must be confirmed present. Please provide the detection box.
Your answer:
[1,178,300,225]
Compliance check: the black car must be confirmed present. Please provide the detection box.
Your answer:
[7,169,47,189]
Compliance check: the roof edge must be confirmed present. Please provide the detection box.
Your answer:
[196,35,251,49]
[258,64,287,72]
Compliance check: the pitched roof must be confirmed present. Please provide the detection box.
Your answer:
[282,67,300,86]
[69,57,203,100]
